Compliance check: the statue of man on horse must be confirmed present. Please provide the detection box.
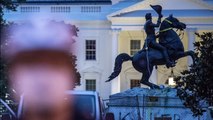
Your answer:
[143,5,175,68]
[106,5,195,89]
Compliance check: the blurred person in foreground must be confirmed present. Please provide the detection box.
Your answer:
[8,50,79,120]
[2,20,80,120]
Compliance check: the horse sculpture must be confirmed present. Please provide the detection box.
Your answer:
[106,15,195,89]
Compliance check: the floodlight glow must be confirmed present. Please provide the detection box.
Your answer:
[168,76,176,86]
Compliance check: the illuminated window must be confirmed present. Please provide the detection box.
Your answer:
[130,40,141,55]
[86,79,96,91]
[86,40,96,60]
[130,79,140,89]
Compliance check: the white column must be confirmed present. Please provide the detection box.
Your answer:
[111,29,121,94]
[187,28,196,65]
[149,67,157,84]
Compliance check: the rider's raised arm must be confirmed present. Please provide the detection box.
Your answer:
[150,17,161,27]
[150,13,163,27]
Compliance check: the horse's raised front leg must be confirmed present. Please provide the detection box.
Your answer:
[175,50,195,65]
[140,67,160,89]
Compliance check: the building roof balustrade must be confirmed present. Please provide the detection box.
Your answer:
[12,0,112,5]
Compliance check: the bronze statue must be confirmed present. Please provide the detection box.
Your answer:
[143,5,175,68]
[106,5,195,89]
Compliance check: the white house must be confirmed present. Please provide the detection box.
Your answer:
[4,0,213,99]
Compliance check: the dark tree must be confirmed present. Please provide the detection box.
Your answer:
[0,0,22,101]
[0,1,25,115]
[1,0,26,25]
[175,32,213,116]
[1,0,16,26]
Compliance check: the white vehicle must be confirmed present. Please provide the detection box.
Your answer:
[0,91,114,120]
[66,91,107,120]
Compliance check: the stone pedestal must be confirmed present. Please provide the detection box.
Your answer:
[107,87,207,120]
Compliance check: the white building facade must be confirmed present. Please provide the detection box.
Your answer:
[4,0,213,99]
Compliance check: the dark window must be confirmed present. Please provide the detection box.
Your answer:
[81,6,101,12]
[86,40,96,60]
[20,7,40,12]
[130,79,140,89]
[73,95,96,120]
[51,6,71,12]
[86,79,96,91]
[130,40,141,55]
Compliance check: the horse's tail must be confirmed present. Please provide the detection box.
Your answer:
[106,53,132,82]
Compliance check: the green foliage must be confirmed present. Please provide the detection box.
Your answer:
[175,32,213,116]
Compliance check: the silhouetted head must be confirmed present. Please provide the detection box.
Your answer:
[145,13,152,21]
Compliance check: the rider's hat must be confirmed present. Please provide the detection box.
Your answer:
[150,5,162,16]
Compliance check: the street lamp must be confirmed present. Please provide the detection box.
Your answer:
[164,68,176,87]
[168,68,176,86]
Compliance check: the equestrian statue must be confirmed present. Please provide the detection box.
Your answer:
[106,5,195,89]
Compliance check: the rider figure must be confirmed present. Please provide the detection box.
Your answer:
[143,13,175,68]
